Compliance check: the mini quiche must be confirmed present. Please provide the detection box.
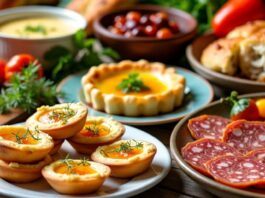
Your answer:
[91,139,157,178]
[0,155,52,183]
[26,103,87,139]
[42,156,110,195]
[82,60,185,116]
[50,139,64,155]
[0,125,53,163]
[68,117,125,154]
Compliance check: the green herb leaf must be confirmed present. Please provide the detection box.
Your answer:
[44,46,70,62]
[0,64,64,114]
[25,25,47,35]
[117,73,149,94]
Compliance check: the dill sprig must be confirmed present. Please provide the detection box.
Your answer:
[60,154,91,174]
[12,128,41,144]
[48,104,75,125]
[114,140,143,153]
[85,121,111,136]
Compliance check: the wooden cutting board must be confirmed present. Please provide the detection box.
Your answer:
[0,109,28,125]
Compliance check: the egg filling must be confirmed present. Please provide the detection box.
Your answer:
[100,140,143,159]
[0,128,40,145]
[95,71,168,96]
[38,105,76,125]
[80,120,110,138]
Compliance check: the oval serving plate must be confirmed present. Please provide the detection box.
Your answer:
[170,92,265,198]
[0,124,171,198]
[57,67,214,126]
[186,33,265,94]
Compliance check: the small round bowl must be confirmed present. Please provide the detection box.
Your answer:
[0,6,86,64]
[186,33,265,93]
[93,5,197,61]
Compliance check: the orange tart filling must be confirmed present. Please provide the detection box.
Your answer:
[80,120,110,138]
[54,162,97,175]
[101,141,143,159]
[95,71,168,97]
[38,105,76,125]
[0,129,39,145]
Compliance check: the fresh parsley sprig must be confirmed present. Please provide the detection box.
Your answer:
[0,64,63,114]
[117,73,149,94]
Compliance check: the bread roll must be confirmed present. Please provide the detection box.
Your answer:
[239,30,265,82]
[201,38,241,75]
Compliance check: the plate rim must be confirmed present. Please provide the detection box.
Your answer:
[0,124,171,198]
[170,92,265,198]
[56,67,214,126]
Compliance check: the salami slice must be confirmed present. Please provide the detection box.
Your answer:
[247,148,265,163]
[188,115,230,140]
[223,120,265,154]
[206,155,265,188]
[181,138,240,175]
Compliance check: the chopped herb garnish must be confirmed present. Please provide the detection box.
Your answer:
[24,25,47,35]
[48,104,75,125]
[114,140,143,153]
[60,154,91,174]
[11,128,41,144]
[117,73,149,94]
[85,121,110,136]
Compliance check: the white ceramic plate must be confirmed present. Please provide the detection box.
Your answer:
[0,125,171,198]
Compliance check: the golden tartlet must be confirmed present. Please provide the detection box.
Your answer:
[0,125,53,163]
[26,103,88,139]
[42,158,110,195]
[82,60,185,116]
[0,155,52,183]
[68,117,125,154]
[91,139,157,178]
[50,139,64,155]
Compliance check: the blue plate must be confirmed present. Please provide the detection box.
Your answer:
[57,67,214,125]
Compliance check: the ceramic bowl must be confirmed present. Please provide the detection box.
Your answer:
[170,92,265,198]
[0,6,86,64]
[93,5,197,61]
[186,33,265,93]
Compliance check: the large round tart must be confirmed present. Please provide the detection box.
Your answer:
[82,60,185,116]
[0,125,53,163]
[91,139,157,178]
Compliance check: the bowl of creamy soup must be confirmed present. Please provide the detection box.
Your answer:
[0,6,86,64]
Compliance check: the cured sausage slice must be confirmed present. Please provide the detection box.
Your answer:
[247,148,265,163]
[223,120,265,154]
[188,115,230,140]
[206,155,265,188]
[181,138,240,175]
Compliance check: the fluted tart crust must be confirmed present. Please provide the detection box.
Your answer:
[82,60,185,116]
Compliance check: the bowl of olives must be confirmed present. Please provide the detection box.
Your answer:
[93,5,197,61]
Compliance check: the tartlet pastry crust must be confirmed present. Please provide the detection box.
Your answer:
[26,103,88,139]
[42,160,110,195]
[82,60,185,116]
[0,125,53,163]
[0,155,52,183]
[68,117,125,154]
[91,140,156,178]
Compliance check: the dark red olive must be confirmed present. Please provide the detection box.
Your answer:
[131,26,145,36]
[124,31,133,37]
[126,11,141,23]
[125,20,137,30]
[169,20,180,33]
[156,28,173,39]
[140,15,149,25]
[114,15,126,24]
[144,25,157,37]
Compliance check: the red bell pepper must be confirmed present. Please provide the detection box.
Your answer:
[0,59,6,84]
[212,0,265,37]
